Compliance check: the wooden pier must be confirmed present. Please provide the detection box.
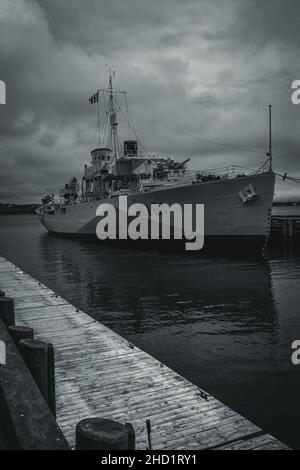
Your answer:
[271,215,300,242]
[0,256,290,450]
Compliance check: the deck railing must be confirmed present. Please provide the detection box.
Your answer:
[139,164,267,191]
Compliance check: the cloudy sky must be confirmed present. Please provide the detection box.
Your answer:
[1,0,300,202]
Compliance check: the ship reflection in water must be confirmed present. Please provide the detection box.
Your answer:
[1,214,300,449]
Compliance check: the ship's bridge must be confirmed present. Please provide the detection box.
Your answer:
[91,148,112,165]
[84,148,112,179]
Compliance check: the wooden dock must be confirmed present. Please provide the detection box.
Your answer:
[271,215,300,242]
[0,256,290,450]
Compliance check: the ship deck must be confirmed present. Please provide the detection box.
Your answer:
[0,256,290,450]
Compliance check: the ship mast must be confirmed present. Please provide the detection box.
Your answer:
[90,68,136,162]
[107,66,119,161]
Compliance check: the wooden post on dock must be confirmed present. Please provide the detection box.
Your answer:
[75,418,135,450]
[288,219,294,240]
[283,218,288,239]
[0,317,70,450]
[8,325,34,347]
[0,297,15,327]
[18,339,56,417]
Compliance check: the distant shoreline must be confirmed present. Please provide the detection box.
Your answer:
[0,204,39,215]
[273,202,300,206]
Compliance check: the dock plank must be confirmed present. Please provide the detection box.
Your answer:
[0,256,290,450]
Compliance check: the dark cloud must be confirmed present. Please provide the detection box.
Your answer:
[0,0,300,202]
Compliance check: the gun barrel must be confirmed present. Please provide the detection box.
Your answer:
[175,158,191,169]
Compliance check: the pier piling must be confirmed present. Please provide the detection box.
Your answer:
[8,325,34,347]
[0,297,15,326]
[0,318,69,450]
[271,215,300,244]
[18,339,56,417]
[75,418,135,450]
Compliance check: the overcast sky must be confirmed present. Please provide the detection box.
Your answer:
[1,0,300,202]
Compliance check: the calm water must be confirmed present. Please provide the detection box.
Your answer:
[1,214,300,448]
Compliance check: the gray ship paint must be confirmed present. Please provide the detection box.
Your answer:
[95,196,204,251]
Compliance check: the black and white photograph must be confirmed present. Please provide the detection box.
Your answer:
[0,0,300,455]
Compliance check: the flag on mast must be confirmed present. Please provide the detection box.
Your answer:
[89,92,99,104]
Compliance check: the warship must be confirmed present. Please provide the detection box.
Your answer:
[38,70,275,250]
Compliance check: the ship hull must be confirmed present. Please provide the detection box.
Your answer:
[38,172,275,250]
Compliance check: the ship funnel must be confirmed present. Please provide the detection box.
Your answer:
[124,140,138,157]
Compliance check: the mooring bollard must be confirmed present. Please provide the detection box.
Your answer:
[18,339,56,417]
[75,418,135,450]
[0,297,15,326]
[8,325,34,347]
[0,290,5,297]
